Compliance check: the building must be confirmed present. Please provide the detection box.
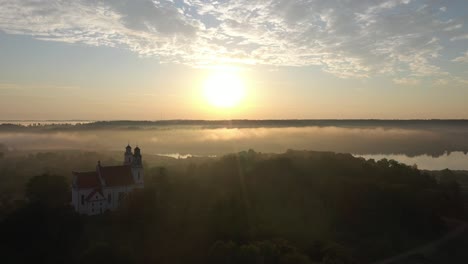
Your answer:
[71,145,144,215]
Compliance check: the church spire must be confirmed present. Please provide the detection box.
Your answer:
[132,145,142,167]
[124,144,133,165]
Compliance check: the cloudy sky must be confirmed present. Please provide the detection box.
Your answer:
[0,0,467,120]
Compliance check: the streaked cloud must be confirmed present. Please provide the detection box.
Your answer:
[393,78,421,86]
[453,51,468,63]
[451,34,468,41]
[0,0,467,79]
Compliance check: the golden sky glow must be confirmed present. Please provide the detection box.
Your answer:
[0,1,468,120]
[203,70,246,109]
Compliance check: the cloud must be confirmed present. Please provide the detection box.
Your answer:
[453,51,468,63]
[393,78,421,86]
[0,0,466,79]
[431,76,468,88]
[444,24,462,32]
[451,34,468,41]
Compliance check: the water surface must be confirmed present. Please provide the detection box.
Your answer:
[356,152,468,170]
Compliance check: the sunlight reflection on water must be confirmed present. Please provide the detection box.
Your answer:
[157,153,217,159]
[159,152,468,170]
[355,152,468,170]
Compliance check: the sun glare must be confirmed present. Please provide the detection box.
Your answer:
[203,71,246,108]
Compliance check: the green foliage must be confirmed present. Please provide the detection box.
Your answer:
[0,151,113,201]
[0,143,7,153]
[79,243,134,264]
[0,150,465,264]
[208,240,314,264]
[0,174,79,263]
[26,174,70,207]
[0,204,82,264]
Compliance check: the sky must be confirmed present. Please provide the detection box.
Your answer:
[0,0,467,120]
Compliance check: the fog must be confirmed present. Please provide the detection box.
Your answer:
[1,123,468,158]
[357,152,468,170]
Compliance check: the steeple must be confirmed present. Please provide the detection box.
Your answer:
[130,145,144,185]
[124,144,133,165]
[134,146,140,156]
[132,145,142,167]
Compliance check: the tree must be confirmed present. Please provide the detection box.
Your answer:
[26,174,70,207]
[0,143,7,159]
[0,143,7,152]
[79,243,134,264]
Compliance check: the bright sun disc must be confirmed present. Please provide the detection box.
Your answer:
[203,72,245,108]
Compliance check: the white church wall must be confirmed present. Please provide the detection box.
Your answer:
[74,188,93,214]
[87,200,106,215]
[73,185,139,214]
[103,185,135,210]
[131,167,144,185]
[72,145,145,215]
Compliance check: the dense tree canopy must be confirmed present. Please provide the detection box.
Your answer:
[26,174,70,207]
[0,150,465,263]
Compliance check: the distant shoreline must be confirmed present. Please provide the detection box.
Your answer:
[2,118,468,122]
[2,119,468,126]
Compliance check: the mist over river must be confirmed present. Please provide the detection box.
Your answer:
[356,152,468,170]
[1,120,468,170]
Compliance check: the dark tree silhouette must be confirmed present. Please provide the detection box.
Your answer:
[26,174,70,207]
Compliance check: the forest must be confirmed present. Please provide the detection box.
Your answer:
[0,148,464,264]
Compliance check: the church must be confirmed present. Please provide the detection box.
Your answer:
[71,145,144,215]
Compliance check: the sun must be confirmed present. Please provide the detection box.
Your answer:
[203,71,246,108]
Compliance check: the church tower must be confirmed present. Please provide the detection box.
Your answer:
[131,146,144,186]
[124,144,133,165]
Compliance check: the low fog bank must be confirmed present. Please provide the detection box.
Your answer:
[2,119,468,131]
[1,123,468,157]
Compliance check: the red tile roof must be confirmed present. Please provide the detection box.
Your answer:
[99,165,134,187]
[73,165,135,189]
[73,171,100,189]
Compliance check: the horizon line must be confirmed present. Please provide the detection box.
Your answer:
[2,119,468,122]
